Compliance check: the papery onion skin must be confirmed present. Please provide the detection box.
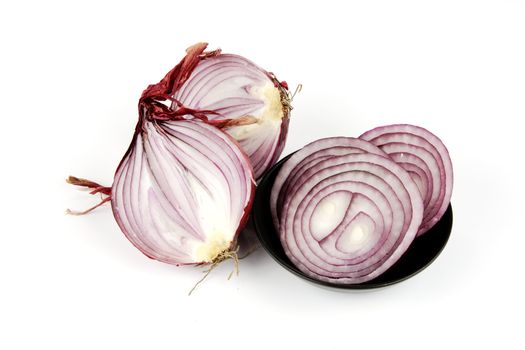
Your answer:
[273,139,424,284]
[360,124,453,236]
[111,119,255,265]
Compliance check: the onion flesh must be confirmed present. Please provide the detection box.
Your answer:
[111,119,255,265]
[271,138,424,284]
[270,137,387,230]
[360,124,453,235]
[172,49,292,179]
[69,43,260,268]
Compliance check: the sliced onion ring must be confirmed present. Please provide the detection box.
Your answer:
[272,139,424,284]
[360,124,453,235]
[270,137,387,230]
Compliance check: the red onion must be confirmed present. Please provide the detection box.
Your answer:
[169,44,294,179]
[111,119,254,265]
[272,138,424,284]
[69,118,255,266]
[270,137,387,230]
[360,124,453,235]
[68,43,257,266]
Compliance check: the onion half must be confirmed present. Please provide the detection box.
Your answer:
[271,138,424,284]
[111,119,255,265]
[149,43,294,179]
[68,43,262,268]
[360,124,453,235]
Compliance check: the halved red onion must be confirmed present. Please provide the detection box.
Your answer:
[360,124,453,235]
[161,44,293,179]
[68,44,258,268]
[111,119,255,265]
[272,138,424,284]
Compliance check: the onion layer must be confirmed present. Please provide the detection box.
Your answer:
[69,43,261,267]
[272,138,424,284]
[171,46,292,179]
[270,137,388,230]
[111,119,255,265]
[360,124,453,235]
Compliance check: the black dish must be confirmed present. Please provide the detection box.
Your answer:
[252,153,453,290]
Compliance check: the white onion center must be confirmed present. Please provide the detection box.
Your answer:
[310,191,352,241]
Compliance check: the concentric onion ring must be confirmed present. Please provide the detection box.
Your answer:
[360,124,453,235]
[272,138,424,284]
[270,137,387,230]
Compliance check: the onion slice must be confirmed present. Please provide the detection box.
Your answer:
[270,137,388,230]
[272,138,424,284]
[360,124,453,235]
[111,119,255,265]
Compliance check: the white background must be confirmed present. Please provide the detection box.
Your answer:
[1,0,524,349]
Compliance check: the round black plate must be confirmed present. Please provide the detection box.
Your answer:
[252,153,453,290]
